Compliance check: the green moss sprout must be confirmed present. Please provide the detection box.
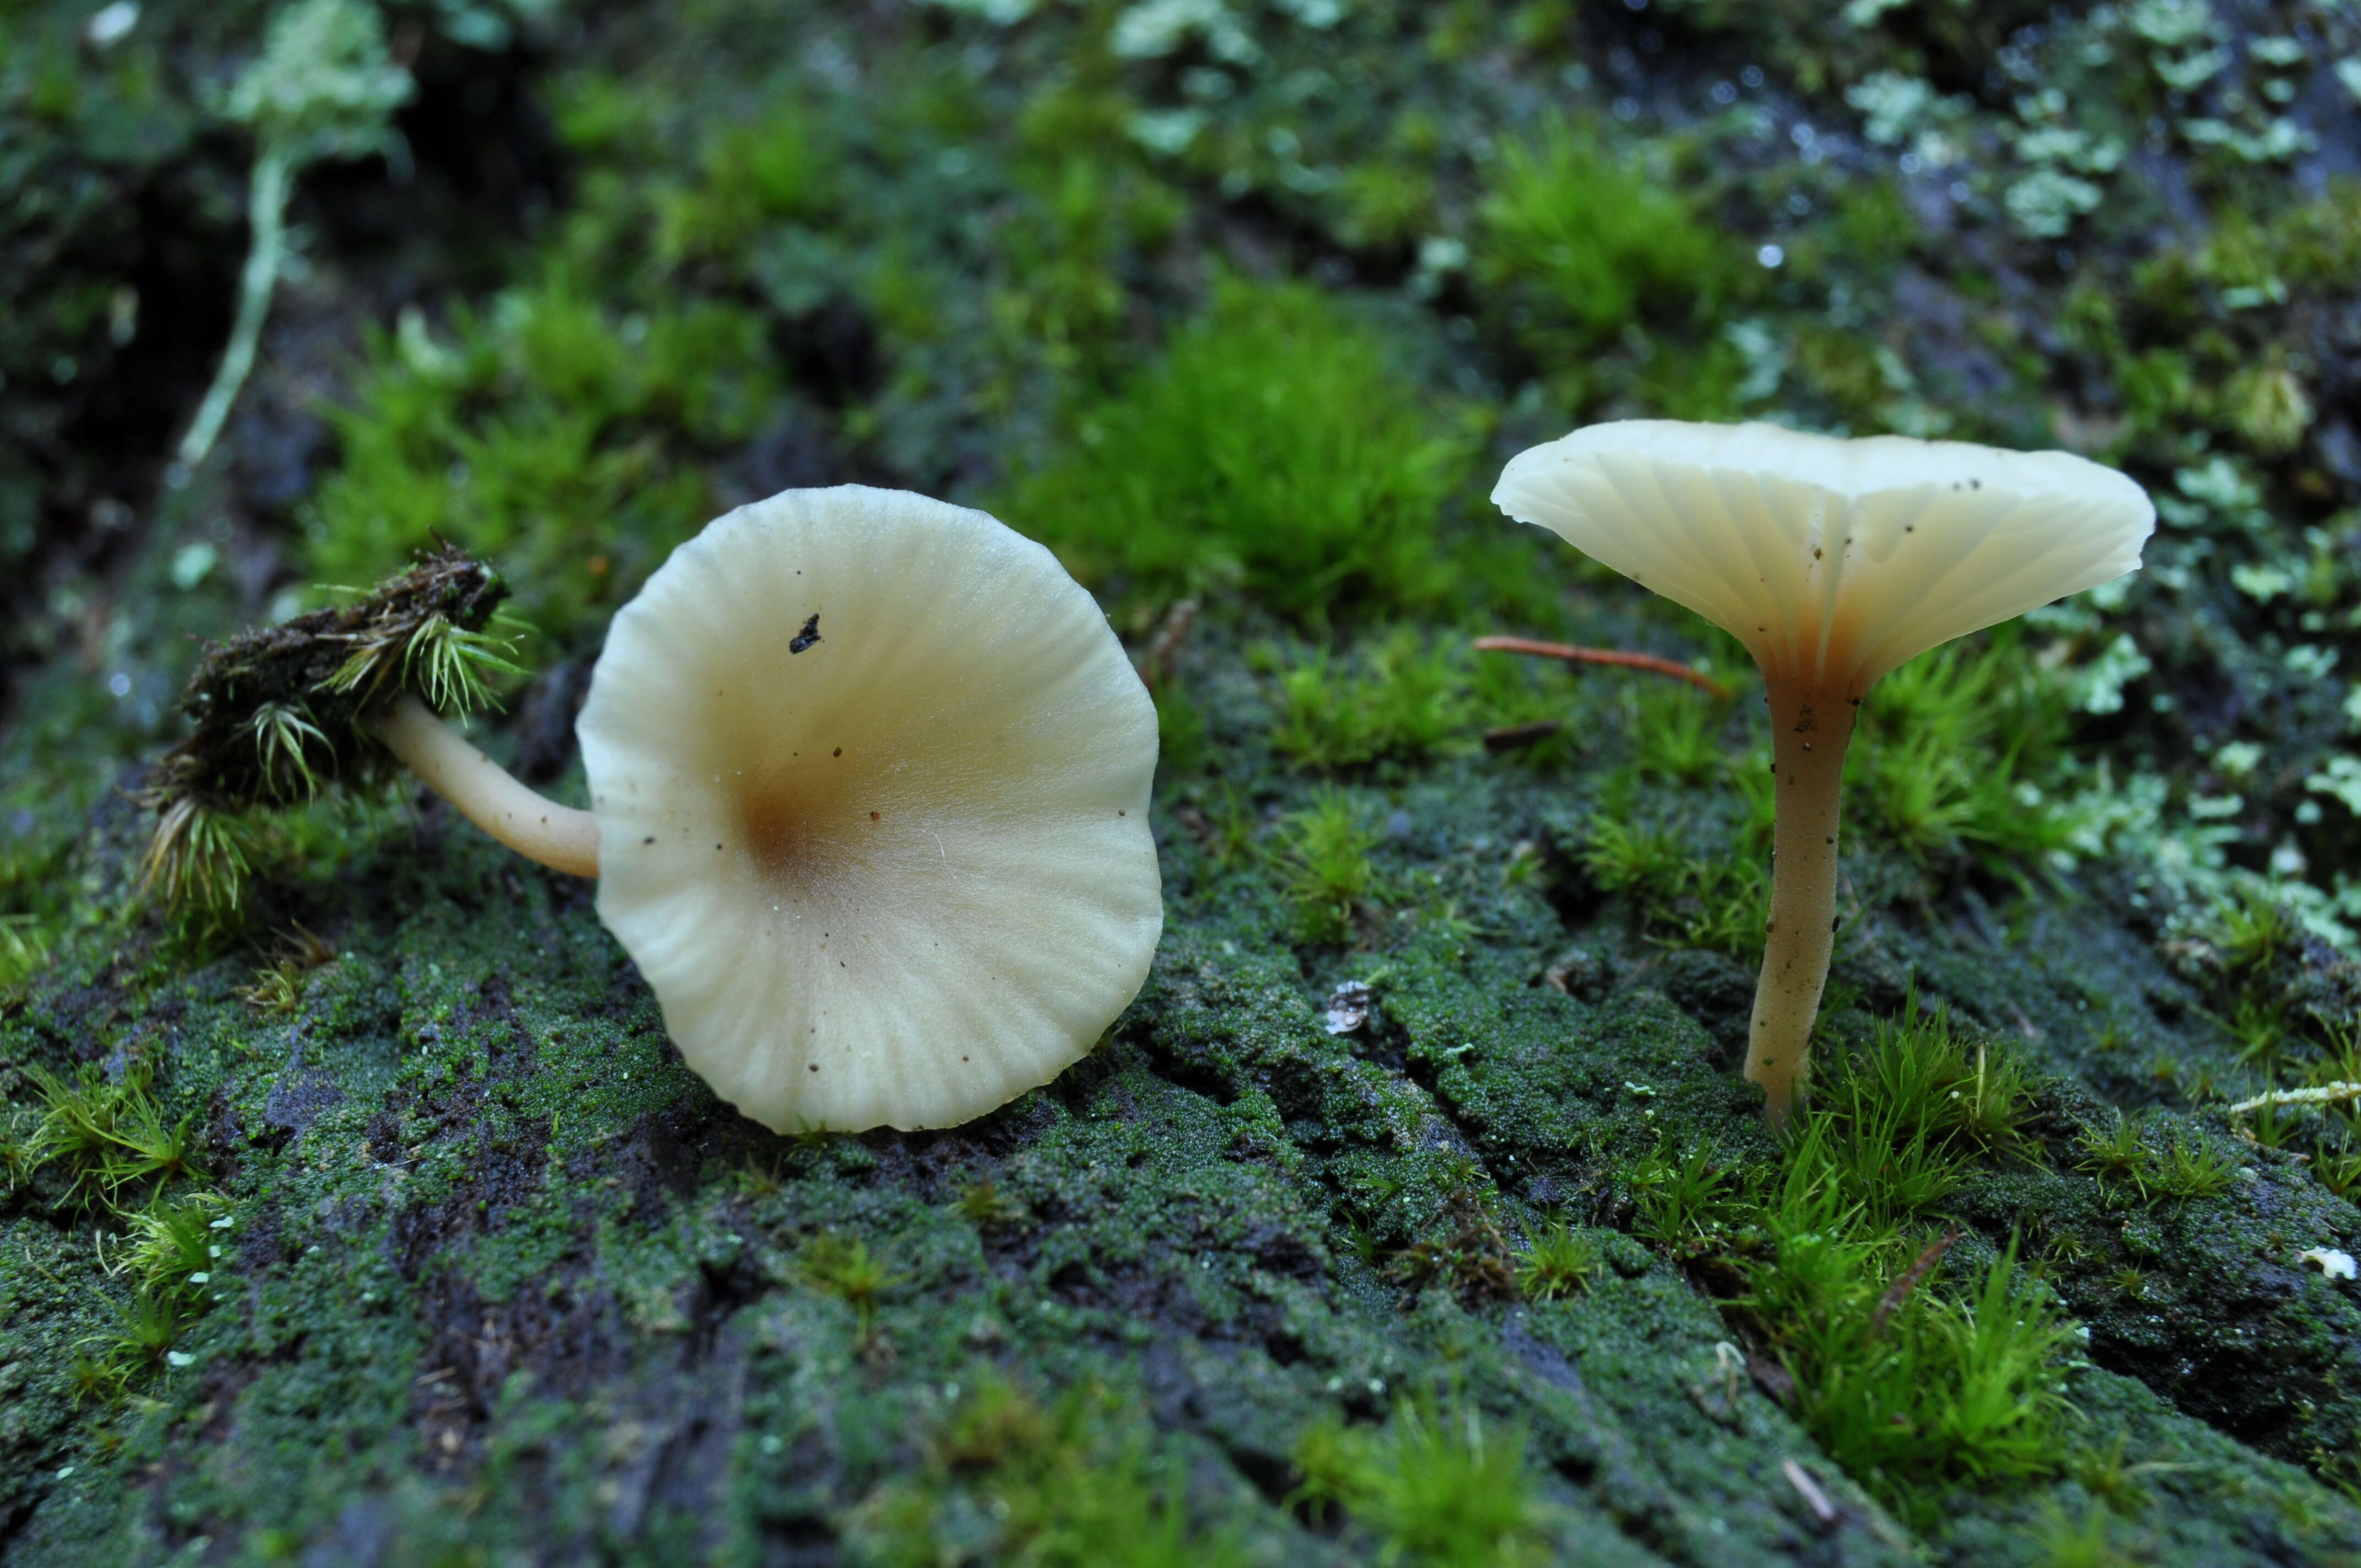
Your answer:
[2070,1113,2231,1207]
[238,924,338,1015]
[126,1192,233,1297]
[1630,1138,1750,1248]
[1849,634,2079,871]
[1269,634,1468,774]
[655,102,833,269]
[99,1284,189,1375]
[798,1232,903,1341]
[0,913,51,989]
[1630,680,1738,786]
[1515,1219,1601,1302]
[2074,1112,2154,1201]
[17,1064,200,1209]
[1281,792,1381,946]
[1578,815,1769,959]
[1804,1082,1969,1228]
[1476,117,1740,395]
[305,282,775,640]
[2030,1499,2135,1568]
[1818,997,2036,1177]
[1007,281,1476,620]
[1292,1393,1552,1568]
[851,1373,1244,1568]
[955,1179,1029,1229]
[2153,1125,2238,1203]
[1744,1157,2076,1520]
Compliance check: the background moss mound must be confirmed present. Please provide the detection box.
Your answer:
[8,1,2361,1564]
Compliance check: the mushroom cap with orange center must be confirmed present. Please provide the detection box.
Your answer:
[1492,420,2155,693]
[576,485,1162,1133]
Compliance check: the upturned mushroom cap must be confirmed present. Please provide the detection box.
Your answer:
[576,486,1162,1133]
[1492,421,2155,692]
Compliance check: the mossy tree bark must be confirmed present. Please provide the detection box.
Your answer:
[1744,676,1860,1123]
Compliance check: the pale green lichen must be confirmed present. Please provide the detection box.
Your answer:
[179,0,414,466]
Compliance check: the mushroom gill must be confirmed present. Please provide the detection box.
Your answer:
[578,485,1162,1134]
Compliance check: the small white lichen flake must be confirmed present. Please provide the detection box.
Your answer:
[2299,1248,2358,1281]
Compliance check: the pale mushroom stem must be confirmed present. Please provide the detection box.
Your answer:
[1745,676,1861,1125]
[369,692,600,878]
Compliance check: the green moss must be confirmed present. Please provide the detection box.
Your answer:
[1332,159,1438,248]
[1476,118,1742,378]
[1629,1137,1750,1248]
[1745,1162,2076,1522]
[799,1231,903,1340]
[1005,281,1477,620]
[304,278,777,643]
[1516,1219,1602,1302]
[1268,632,1468,775]
[655,101,832,269]
[1818,997,2035,1163]
[1292,1392,1552,1567]
[995,149,1184,380]
[14,1063,199,1211]
[848,1373,1251,1567]
[1282,791,1381,946]
[1829,176,1918,276]
[1576,812,1768,959]
[1849,632,2078,872]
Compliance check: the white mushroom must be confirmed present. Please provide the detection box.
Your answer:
[1493,420,2152,1121]
[370,485,1162,1132]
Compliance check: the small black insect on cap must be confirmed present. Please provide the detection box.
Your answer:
[789,613,822,654]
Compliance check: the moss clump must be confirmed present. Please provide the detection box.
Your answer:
[14,1062,199,1210]
[1514,1218,1601,1302]
[1744,1150,2077,1521]
[1292,1393,1552,1567]
[135,547,513,917]
[1848,631,2080,873]
[304,280,778,641]
[1577,813,1769,960]
[653,101,833,270]
[1005,281,1476,620]
[1808,1003,2036,1227]
[1282,791,1382,947]
[1268,633,1468,775]
[847,1373,1248,1567]
[1482,116,1747,378]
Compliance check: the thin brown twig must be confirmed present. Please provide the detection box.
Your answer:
[1869,1226,1962,1338]
[1140,598,1199,694]
[1472,636,1733,701]
[1482,720,1564,753]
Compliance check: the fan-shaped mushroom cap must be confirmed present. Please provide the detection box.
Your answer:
[576,486,1162,1133]
[1493,421,2154,692]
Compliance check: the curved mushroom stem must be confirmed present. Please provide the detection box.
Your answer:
[1745,676,1861,1126]
[369,692,600,878]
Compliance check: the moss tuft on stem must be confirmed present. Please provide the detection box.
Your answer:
[137,547,515,913]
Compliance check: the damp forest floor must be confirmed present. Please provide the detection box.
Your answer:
[12,0,2361,1564]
